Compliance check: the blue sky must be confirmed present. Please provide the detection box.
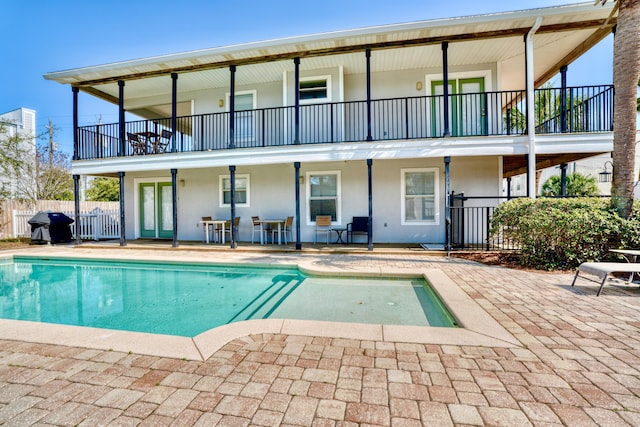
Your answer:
[2,0,614,155]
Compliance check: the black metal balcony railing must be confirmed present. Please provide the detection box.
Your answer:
[76,85,613,161]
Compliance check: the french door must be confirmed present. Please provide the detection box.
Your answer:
[431,77,486,137]
[139,182,173,239]
[231,92,256,146]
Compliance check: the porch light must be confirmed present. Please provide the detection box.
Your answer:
[598,161,613,183]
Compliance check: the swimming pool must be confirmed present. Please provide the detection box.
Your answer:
[0,256,457,337]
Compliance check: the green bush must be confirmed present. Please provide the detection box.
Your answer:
[490,197,640,270]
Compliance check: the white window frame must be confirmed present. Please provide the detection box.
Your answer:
[225,89,257,111]
[299,75,332,105]
[401,168,439,226]
[219,173,250,208]
[225,90,257,143]
[306,170,341,225]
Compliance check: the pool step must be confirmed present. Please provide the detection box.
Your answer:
[226,273,303,323]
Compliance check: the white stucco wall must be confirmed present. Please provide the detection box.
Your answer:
[123,155,499,244]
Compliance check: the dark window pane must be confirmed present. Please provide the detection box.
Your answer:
[310,174,337,197]
[310,199,336,221]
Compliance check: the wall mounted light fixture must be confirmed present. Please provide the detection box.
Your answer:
[416,81,423,91]
[598,161,613,183]
[218,99,224,108]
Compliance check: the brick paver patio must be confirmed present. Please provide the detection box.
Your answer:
[1,247,639,426]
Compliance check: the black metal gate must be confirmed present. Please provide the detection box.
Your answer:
[450,192,467,249]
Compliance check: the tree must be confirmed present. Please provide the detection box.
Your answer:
[541,173,600,197]
[86,177,120,201]
[34,141,73,201]
[596,0,640,218]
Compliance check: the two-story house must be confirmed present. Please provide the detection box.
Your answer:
[44,2,616,250]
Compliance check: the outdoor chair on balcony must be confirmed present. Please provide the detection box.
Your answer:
[127,132,147,155]
[347,216,369,244]
[153,129,172,153]
[314,215,332,244]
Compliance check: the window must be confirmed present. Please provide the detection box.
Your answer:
[307,171,340,223]
[299,76,330,103]
[219,174,250,207]
[226,90,257,142]
[401,168,439,225]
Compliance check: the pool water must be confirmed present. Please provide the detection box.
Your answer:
[0,257,457,337]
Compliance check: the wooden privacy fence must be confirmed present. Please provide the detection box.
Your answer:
[0,200,119,240]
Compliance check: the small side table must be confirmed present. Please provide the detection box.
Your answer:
[331,227,347,244]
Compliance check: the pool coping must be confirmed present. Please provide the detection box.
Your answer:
[0,249,521,361]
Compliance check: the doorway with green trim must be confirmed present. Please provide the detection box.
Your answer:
[139,181,173,239]
[431,77,487,137]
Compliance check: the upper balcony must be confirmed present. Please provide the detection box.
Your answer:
[76,84,613,161]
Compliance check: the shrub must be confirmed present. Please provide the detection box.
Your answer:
[540,172,600,196]
[490,197,640,270]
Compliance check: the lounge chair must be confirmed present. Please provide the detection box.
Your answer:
[571,262,640,296]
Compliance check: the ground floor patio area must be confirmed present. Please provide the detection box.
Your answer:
[0,245,639,426]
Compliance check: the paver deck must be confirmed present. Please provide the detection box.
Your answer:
[1,245,639,426]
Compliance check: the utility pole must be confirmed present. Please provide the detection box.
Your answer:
[47,118,55,167]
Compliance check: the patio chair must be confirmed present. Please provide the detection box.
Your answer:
[272,215,294,245]
[251,216,269,244]
[127,132,146,155]
[201,216,217,243]
[221,216,240,243]
[314,215,332,244]
[347,216,369,244]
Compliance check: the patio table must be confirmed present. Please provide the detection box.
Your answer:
[199,219,227,244]
[257,219,285,245]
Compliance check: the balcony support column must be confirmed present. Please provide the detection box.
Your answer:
[229,165,237,249]
[171,168,179,247]
[367,159,373,251]
[525,17,542,199]
[525,154,530,197]
[171,73,178,152]
[73,174,81,245]
[442,42,450,137]
[118,80,125,157]
[560,65,568,133]
[72,87,79,160]
[366,49,373,141]
[444,156,451,254]
[118,171,126,246]
[294,57,300,145]
[294,161,301,250]
[229,65,236,150]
